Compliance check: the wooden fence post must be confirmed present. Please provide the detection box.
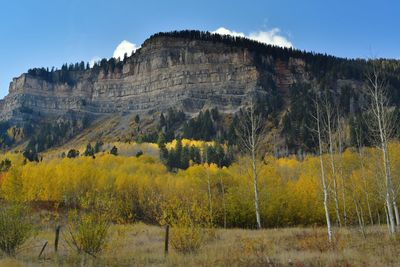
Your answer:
[38,241,48,259]
[55,225,61,252]
[164,225,169,256]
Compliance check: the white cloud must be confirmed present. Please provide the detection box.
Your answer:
[113,40,140,60]
[212,27,246,38]
[212,27,293,48]
[89,56,101,67]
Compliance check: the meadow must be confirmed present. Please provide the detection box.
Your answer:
[1,141,400,266]
[1,223,399,267]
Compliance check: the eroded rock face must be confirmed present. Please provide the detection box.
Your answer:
[0,36,306,122]
[2,33,379,153]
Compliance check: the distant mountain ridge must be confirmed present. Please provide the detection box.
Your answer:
[1,30,400,153]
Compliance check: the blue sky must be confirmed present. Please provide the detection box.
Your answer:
[0,0,399,97]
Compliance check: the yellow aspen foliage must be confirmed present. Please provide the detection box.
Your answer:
[166,138,215,151]
[1,140,400,228]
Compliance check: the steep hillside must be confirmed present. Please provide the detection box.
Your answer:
[1,30,400,154]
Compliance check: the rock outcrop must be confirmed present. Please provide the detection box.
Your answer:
[4,30,393,153]
[0,35,307,123]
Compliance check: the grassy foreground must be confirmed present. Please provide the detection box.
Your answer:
[1,223,399,267]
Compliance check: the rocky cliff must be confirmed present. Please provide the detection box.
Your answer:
[1,30,399,152]
[0,34,309,123]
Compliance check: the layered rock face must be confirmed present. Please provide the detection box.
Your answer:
[1,36,303,122]
[4,32,392,153]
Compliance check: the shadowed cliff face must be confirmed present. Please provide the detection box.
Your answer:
[2,36,300,123]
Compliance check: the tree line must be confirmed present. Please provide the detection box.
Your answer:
[2,142,400,229]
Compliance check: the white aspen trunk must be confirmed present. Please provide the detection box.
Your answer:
[340,171,347,226]
[390,182,400,225]
[249,104,262,230]
[359,150,374,225]
[320,151,332,242]
[354,198,366,238]
[252,138,262,229]
[381,136,396,234]
[393,199,400,226]
[316,102,332,242]
[369,70,396,234]
[365,184,374,225]
[236,99,264,230]
[360,203,366,228]
[337,118,347,226]
[326,110,341,227]
[385,203,392,234]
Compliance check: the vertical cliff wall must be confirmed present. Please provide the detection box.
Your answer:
[1,37,284,122]
[2,31,380,152]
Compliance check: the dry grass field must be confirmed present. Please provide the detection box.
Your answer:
[1,223,400,267]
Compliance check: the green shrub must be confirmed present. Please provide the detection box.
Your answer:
[65,210,110,257]
[0,204,33,256]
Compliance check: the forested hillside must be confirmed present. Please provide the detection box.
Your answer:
[1,30,400,159]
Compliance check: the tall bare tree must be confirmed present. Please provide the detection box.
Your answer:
[352,193,367,238]
[322,96,342,227]
[336,112,348,226]
[363,62,399,234]
[236,98,265,229]
[311,97,333,242]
